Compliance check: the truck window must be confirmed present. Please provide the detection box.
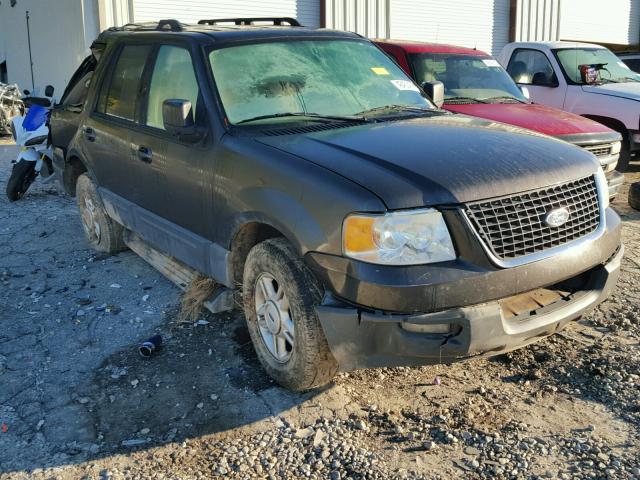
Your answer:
[145,45,200,130]
[507,49,554,85]
[96,45,152,121]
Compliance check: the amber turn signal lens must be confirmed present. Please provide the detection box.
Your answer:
[343,215,376,254]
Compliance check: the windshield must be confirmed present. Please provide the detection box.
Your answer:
[554,48,640,84]
[208,39,434,124]
[409,53,527,103]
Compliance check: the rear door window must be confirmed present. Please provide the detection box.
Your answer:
[96,44,152,121]
[507,49,554,85]
[145,45,200,130]
[60,55,96,107]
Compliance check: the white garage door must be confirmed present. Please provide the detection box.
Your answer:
[560,0,640,45]
[390,0,510,55]
[133,0,320,28]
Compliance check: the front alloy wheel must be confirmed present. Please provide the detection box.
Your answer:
[254,273,295,362]
[243,238,338,391]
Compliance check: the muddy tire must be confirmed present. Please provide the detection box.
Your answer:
[76,173,125,253]
[243,238,338,391]
[6,160,36,201]
[629,182,640,210]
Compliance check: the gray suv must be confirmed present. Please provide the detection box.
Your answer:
[51,18,622,391]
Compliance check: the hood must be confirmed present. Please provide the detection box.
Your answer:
[256,114,599,210]
[582,82,640,101]
[444,102,612,137]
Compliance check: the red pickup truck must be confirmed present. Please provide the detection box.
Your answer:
[375,40,624,198]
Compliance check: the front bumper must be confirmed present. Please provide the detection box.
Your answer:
[316,245,622,371]
[309,208,622,371]
[606,170,624,199]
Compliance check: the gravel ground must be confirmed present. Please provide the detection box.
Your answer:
[0,141,638,479]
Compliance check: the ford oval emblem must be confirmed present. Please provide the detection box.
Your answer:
[544,207,570,228]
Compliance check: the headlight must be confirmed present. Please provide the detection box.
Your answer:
[342,209,456,265]
[611,141,621,155]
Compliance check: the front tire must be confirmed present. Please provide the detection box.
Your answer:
[75,173,125,254]
[616,135,631,172]
[629,182,640,210]
[243,238,338,391]
[6,160,36,201]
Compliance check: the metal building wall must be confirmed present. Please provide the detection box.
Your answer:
[389,0,511,54]
[560,0,640,45]
[324,0,390,38]
[0,0,97,95]
[513,0,561,42]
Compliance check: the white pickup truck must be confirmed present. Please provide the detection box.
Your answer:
[498,41,640,171]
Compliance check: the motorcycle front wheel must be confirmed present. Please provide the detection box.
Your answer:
[6,160,37,201]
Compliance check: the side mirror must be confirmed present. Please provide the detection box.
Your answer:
[162,99,202,142]
[519,85,530,100]
[420,81,444,108]
[44,85,55,97]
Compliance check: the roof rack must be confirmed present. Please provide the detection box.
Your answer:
[157,19,183,31]
[106,19,184,33]
[197,17,301,27]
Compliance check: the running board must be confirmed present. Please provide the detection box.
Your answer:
[123,230,234,314]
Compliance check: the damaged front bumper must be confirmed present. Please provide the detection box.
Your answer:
[311,208,623,371]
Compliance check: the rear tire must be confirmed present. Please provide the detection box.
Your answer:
[75,173,125,254]
[6,160,36,201]
[629,182,640,210]
[243,238,338,391]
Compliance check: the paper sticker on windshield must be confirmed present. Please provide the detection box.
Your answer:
[618,61,630,69]
[390,80,420,91]
[371,67,390,75]
[482,59,501,67]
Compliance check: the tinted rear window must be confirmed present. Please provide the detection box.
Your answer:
[96,45,152,121]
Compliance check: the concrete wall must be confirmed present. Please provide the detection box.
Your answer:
[0,0,99,96]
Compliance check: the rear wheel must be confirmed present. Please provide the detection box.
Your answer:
[6,160,36,201]
[243,238,338,391]
[76,173,125,253]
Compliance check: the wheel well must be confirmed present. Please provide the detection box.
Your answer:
[229,222,284,287]
[63,155,88,196]
[581,115,628,138]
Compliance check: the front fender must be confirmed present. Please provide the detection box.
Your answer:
[17,148,40,162]
[567,92,638,131]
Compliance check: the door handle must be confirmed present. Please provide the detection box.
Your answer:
[83,127,95,142]
[137,146,152,163]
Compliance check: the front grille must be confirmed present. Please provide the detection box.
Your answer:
[465,176,600,261]
[582,143,612,158]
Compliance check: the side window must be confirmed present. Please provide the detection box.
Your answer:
[507,49,555,85]
[145,45,200,130]
[413,56,446,84]
[96,45,152,121]
[60,55,96,106]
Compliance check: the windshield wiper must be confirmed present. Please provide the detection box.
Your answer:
[356,104,436,116]
[482,96,527,104]
[235,112,367,125]
[443,96,488,104]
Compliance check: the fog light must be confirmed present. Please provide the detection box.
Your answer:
[401,322,451,334]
